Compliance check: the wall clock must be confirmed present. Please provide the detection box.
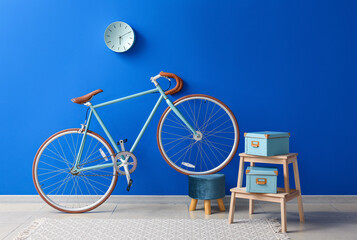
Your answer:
[104,21,135,53]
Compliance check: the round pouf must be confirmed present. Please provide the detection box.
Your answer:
[188,174,225,215]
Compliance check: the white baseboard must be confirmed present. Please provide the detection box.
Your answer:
[0,195,356,204]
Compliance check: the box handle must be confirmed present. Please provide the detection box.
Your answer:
[256,178,267,185]
[251,141,260,148]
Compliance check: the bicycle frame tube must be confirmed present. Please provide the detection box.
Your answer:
[75,84,196,173]
[73,109,93,170]
[75,88,163,173]
[93,88,158,109]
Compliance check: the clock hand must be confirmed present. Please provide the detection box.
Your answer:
[120,31,132,38]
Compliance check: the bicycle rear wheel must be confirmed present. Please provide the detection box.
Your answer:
[157,94,239,175]
[32,129,117,213]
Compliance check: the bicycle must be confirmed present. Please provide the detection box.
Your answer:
[32,72,240,213]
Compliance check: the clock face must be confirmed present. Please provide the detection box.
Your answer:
[104,21,135,53]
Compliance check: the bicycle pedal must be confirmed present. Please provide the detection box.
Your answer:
[126,179,133,192]
[116,139,128,145]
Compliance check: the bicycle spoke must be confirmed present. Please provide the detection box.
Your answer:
[173,139,195,165]
[204,124,233,136]
[203,118,232,136]
[205,134,234,141]
[197,141,204,172]
[165,136,192,153]
[54,174,72,195]
[201,108,224,129]
[200,144,213,169]
[48,174,72,195]
[186,100,198,129]
[171,141,197,160]
[162,131,191,138]
[203,139,233,148]
[83,137,94,163]
[81,177,106,194]
[43,174,70,191]
[83,141,100,164]
[201,103,216,133]
[64,135,75,160]
[74,133,80,159]
[44,147,71,167]
[203,138,231,155]
[71,134,77,159]
[179,103,197,130]
[166,115,191,133]
[38,168,68,176]
[57,139,71,169]
[163,123,189,130]
[39,159,68,171]
[196,99,203,130]
[162,134,191,146]
[80,176,95,202]
[203,139,223,165]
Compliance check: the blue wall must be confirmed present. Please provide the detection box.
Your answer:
[1,0,356,195]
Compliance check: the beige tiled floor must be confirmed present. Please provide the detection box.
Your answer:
[1,195,357,239]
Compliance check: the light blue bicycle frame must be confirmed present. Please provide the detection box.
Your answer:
[71,83,197,174]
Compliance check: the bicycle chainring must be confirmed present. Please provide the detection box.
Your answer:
[113,151,137,175]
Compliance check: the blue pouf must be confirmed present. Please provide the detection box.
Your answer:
[188,174,225,215]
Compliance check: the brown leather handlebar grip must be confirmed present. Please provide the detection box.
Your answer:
[160,71,183,95]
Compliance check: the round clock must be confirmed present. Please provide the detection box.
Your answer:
[104,21,135,53]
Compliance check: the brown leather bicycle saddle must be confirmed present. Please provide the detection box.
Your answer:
[71,89,103,104]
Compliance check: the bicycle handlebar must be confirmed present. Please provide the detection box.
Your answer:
[159,72,183,95]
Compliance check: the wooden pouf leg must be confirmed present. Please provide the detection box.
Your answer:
[204,200,211,215]
[189,199,198,211]
[217,198,225,211]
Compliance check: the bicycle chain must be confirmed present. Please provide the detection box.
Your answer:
[77,174,117,177]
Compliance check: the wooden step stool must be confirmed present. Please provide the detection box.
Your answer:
[228,153,304,233]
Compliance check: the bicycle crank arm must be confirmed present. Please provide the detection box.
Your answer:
[119,139,131,185]
[123,164,132,191]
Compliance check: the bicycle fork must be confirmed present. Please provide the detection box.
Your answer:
[153,80,199,138]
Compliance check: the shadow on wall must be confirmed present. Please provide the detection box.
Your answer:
[120,29,146,58]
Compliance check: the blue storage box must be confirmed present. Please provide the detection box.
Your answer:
[244,131,290,156]
[246,166,278,193]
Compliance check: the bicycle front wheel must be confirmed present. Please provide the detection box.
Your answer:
[32,129,117,213]
[157,94,239,175]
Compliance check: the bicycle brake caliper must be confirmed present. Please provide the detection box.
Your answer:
[79,123,86,133]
